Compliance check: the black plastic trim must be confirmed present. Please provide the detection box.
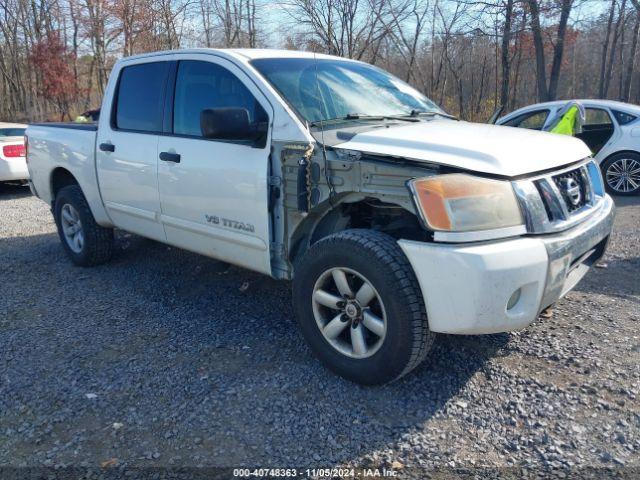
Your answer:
[30,123,98,131]
[159,151,181,163]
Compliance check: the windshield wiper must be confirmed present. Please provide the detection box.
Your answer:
[408,109,459,120]
[309,113,419,127]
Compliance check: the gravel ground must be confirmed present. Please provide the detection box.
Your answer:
[0,183,638,478]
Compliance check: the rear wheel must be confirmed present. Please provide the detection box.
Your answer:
[54,185,114,266]
[293,229,434,385]
[602,153,640,196]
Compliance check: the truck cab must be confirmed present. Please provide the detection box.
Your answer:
[26,49,615,384]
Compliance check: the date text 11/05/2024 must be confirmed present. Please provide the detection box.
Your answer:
[233,468,399,477]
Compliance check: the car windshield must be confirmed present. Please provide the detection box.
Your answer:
[251,57,444,126]
[0,128,26,137]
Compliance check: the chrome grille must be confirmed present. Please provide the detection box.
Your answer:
[512,160,606,235]
[551,167,589,213]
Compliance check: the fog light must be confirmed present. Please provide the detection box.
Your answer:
[507,288,522,310]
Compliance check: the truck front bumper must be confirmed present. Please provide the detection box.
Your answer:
[398,195,615,334]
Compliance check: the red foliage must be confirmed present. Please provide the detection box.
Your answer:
[510,26,579,69]
[29,35,79,119]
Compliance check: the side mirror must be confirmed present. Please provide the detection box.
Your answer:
[200,108,267,147]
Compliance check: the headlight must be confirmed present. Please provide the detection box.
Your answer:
[408,174,524,232]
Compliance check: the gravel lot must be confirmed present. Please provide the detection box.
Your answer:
[0,183,638,477]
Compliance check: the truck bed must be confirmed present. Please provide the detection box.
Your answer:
[26,123,106,224]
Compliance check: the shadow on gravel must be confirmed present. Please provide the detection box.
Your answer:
[0,229,509,467]
[611,195,640,208]
[0,183,31,201]
[574,256,640,299]
[571,194,639,300]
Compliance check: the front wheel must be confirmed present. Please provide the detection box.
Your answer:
[293,229,434,385]
[602,153,640,196]
[53,185,114,266]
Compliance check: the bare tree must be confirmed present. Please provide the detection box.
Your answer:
[283,0,391,59]
[624,0,640,101]
[499,0,514,107]
[526,0,574,101]
[0,0,635,122]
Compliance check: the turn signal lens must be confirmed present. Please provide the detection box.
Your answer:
[409,174,524,232]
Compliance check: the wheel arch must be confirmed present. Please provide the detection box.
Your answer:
[601,149,640,165]
[49,166,114,227]
[50,167,80,202]
[288,194,425,269]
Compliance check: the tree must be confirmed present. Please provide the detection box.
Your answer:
[29,34,80,120]
[624,1,640,101]
[499,0,514,107]
[0,0,636,122]
[526,0,574,101]
[283,0,392,59]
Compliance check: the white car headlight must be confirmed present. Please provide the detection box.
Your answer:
[408,174,524,232]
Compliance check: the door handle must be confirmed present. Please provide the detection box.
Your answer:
[159,152,181,163]
[99,143,115,152]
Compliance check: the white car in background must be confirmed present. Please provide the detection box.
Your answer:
[497,100,640,196]
[0,122,28,183]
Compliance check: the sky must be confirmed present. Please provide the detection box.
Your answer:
[250,0,612,49]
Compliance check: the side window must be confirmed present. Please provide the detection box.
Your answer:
[503,110,549,130]
[173,60,268,139]
[612,110,637,126]
[584,108,613,126]
[114,62,170,132]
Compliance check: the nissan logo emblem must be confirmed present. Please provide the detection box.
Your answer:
[561,177,582,206]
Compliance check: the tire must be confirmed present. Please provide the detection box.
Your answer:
[602,152,640,196]
[293,229,434,385]
[53,184,114,266]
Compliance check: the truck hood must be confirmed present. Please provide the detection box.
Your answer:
[333,119,591,177]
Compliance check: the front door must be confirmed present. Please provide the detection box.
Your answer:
[97,60,171,241]
[157,56,273,275]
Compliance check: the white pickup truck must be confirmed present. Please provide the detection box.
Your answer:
[26,49,614,384]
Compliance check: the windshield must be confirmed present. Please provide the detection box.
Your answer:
[0,128,26,137]
[251,58,443,126]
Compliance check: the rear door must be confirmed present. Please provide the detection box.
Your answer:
[157,55,273,275]
[97,60,172,241]
[577,107,618,156]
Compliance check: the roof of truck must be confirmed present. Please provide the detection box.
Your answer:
[118,48,356,64]
[224,48,341,60]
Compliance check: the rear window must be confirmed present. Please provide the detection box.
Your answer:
[0,128,26,137]
[612,110,637,125]
[114,62,170,133]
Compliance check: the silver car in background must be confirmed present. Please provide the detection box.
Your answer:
[497,100,640,196]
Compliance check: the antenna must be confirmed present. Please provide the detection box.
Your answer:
[312,52,327,149]
[312,52,335,204]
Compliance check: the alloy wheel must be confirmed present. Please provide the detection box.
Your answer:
[312,267,387,359]
[606,158,640,193]
[60,203,84,253]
